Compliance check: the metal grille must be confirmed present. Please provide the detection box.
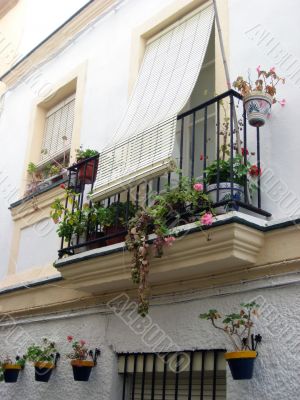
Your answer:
[39,93,75,165]
[92,3,215,201]
[118,351,226,400]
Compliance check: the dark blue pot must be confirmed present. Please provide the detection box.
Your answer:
[3,368,20,383]
[226,353,256,380]
[34,366,53,382]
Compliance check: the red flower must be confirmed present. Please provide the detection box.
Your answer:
[60,183,66,189]
[200,154,204,161]
[249,165,262,177]
[67,335,73,342]
[241,148,249,156]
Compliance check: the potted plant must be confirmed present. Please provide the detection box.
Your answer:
[233,66,285,127]
[66,336,100,381]
[100,201,136,245]
[205,154,250,211]
[75,147,99,184]
[199,301,262,380]
[26,338,59,382]
[126,175,213,316]
[0,356,26,383]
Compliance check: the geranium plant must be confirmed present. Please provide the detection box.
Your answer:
[233,66,285,104]
[0,356,26,383]
[66,336,94,361]
[233,66,285,127]
[199,301,261,351]
[126,175,214,317]
[66,336,100,382]
[26,338,58,363]
[199,301,262,380]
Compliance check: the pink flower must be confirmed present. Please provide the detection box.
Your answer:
[193,183,203,192]
[256,65,261,74]
[279,98,286,107]
[164,236,176,247]
[67,335,73,343]
[201,212,214,226]
[270,66,276,73]
[60,183,66,189]
[79,339,86,346]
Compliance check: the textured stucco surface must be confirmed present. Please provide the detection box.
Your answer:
[0,281,299,399]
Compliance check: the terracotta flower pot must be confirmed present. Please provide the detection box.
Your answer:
[243,91,272,127]
[78,158,99,184]
[3,364,22,383]
[71,360,95,381]
[34,362,55,382]
[224,350,257,380]
[105,226,126,245]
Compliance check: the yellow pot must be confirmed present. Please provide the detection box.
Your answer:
[71,360,95,367]
[3,364,22,370]
[224,350,257,360]
[34,361,55,369]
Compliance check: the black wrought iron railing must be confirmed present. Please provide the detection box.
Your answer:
[58,90,271,258]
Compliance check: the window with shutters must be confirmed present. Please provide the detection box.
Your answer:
[39,93,75,165]
[118,351,226,400]
[25,91,76,196]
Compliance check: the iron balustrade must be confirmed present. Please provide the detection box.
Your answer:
[58,90,271,258]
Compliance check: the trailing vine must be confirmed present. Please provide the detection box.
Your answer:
[126,176,214,316]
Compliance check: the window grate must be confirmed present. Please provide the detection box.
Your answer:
[118,350,226,400]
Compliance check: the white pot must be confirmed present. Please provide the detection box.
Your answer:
[243,91,272,127]
[207,182,244,214]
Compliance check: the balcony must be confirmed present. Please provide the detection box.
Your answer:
[55,90,270,261]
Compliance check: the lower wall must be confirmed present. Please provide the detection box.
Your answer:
[0,277,298,399]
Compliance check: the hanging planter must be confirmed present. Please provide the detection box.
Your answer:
[25,338,60,383]
[243,91,272,127]
[75,148,99,185]
[200,302,262,381]
[66,336,100,382]
[34,361,55,382]
[71,360,95,381]
[233,66,285,128]
[3,364,22,383]
[224,350,257,380]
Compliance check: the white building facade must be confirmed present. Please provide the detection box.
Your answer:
[0,0,299,399]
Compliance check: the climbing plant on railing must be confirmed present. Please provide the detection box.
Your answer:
[126,176,214,316]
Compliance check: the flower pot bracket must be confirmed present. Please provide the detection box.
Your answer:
[89,348,100,366]
[244,334,262,352]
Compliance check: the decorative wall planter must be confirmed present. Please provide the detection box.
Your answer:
[71,360,95,381]
[3,364,22,383]
[243,91,272,127]
[224,350,257,380]
[34,361,55,382]
[206,182,244,213]
[78,158,99,184]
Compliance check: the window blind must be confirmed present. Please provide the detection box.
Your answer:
[39,93,75,165]
[92,2,214,201]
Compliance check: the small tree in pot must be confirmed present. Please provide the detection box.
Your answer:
[26,338,60,382]
[66,336,100,381]
[200,301,262,380]
[0,356,26,383]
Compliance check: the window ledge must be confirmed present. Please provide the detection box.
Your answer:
[10,178,66,221]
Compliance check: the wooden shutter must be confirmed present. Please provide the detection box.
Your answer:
[39,93,75,165]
